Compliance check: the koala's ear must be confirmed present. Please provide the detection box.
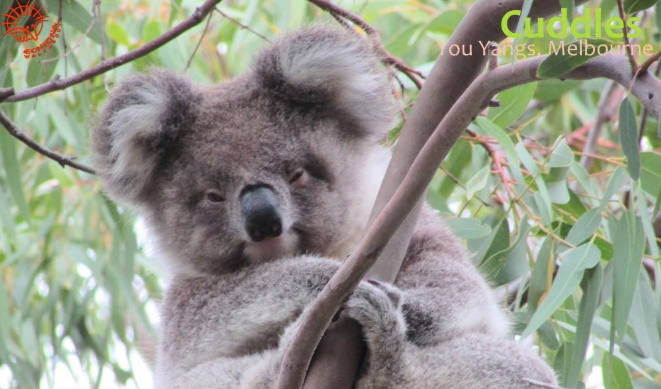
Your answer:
[254,26,398,140]
[92,70,196,206]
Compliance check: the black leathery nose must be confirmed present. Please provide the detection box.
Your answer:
[240,185,283,242]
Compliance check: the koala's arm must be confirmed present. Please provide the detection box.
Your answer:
[394,206,509,346]
[155,256,407,389]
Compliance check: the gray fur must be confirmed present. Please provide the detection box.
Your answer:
[93,26,557,388]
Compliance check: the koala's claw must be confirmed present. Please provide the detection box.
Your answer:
[366,279,403,307]
[342,281,406,339]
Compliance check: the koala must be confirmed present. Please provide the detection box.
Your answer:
[93,26,557,388]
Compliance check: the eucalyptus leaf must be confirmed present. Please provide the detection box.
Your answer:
[619,98,640,180]
[522,243,601,338]
[623,0,657,13]
[488,83,537,129]
[611,212,645,342]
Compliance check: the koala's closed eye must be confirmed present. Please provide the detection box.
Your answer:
[205,189,225,203]
[288,168,307,187]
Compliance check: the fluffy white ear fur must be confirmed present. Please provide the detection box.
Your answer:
[93,71,194,206]
[255,26,398,140]
[106,83,168,202]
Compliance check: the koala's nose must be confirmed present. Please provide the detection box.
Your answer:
[240,185,283,242]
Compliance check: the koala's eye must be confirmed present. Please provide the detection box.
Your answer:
[205,190,225,203]
[288,168,307,186]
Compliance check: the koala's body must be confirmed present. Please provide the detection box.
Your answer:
[93,26,557,388]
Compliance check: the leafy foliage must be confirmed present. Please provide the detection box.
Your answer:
[0,0,660,388]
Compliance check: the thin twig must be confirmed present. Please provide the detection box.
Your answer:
[306,0,424,89]
[57,0,68,76]
[615,0,638,71]
[214,8,269,41]
[578,81,620,170]
[93,0,106,62]
[4,0,224,103]
[638,49,661,74]
[41,11,97,63]
[0,109,95,175]
[185,11,214,70]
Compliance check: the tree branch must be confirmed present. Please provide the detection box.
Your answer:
[3,0,224,103]
[615,0,638,71]
[0,108,96,174]
[638,48,661,74]
[214,7,269,41]
[306,0,424,89]
[578,81,620,170]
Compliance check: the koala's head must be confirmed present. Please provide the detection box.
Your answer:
[93,26,398,276]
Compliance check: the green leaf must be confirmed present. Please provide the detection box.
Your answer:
[563,264,603,388]
[546,162,571,205]
[0,277,12,363]
[143,19,161,42]
[45,0,103,43]
[624,0,657,13]
[602,166,629,205]
[537,39,614,78]
[546,178,570,204]
[548,138,574,168]
[528,237,554,311]
[169,0,183,26]
[638,186,660,258]
[565,207,602,246]
[425,10,464,35]
[446,218,491,240]
[618,98,640,180]
[0,128,30,222]
[516,143,552,222]
[480,218,511,264]
[557,190,589,219]
[629,272,661,360]
[533,79,581,103]
[465,164,490,199]
[559,0,575,21]
[481,220,531,286]
[488,83,536,128]
[385,23,422,57]
[611,211,645,342]
[513,0,535,40]
[437,139,472,200]
[107,22,130,46]
[521,242,601,338]
[640,152,661,197]
[603,355,634,389]
[26,45,59,87]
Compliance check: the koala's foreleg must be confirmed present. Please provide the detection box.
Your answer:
[393,207,510,346]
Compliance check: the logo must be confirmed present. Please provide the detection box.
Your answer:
[1,1,62,58]
[501,8,642,39]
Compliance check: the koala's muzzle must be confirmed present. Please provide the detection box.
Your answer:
[240,185,283,242]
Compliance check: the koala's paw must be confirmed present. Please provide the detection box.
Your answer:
[343,280,405,334]
[344,281,408,389]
